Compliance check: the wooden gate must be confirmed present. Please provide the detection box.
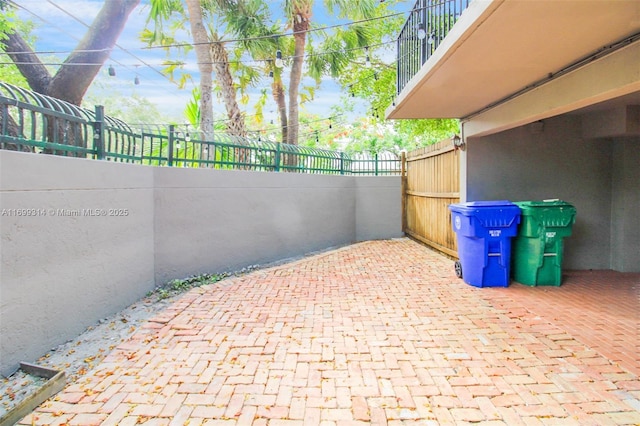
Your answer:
[402,137,460,258]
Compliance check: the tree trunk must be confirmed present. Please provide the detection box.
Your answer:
[184,0,214,141]
[2,0,139,105]
[0,109,32,152]
[287,10,310,146]
[2,32,51,94]
[1,0,139,156]
[211,42,247,140]
[48,0,140,105]
[272,76,288,144]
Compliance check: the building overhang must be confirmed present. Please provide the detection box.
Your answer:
[387,0,640,121]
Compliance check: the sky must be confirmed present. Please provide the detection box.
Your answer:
[12,0,414,126]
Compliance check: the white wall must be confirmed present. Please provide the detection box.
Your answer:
[0,150,401,376]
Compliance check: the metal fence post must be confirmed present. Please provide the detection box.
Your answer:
[340,152,345,175]
[167,124,174,167]
[93,105,105,160]
[275,142,281,172]
[375,153,379,176]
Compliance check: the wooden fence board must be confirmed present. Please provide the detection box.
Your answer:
[403,137,460,257]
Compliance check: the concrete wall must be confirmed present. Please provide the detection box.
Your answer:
[610,138,640,272]
[464,115,639,272]
[355,177,402,242]
[0,150,401,376]
[153,168,357,284]
[154,172,402,284]
[0,152,156,377]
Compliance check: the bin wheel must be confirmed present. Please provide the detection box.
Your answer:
[454,261,463,279]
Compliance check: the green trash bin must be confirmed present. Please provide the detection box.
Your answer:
[512,200,576,286]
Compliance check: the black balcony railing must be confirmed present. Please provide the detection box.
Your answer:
[397,0,471,95]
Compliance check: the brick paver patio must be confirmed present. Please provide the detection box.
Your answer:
[21,239,640,425]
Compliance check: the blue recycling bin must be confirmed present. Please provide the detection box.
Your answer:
[449,201,521,287]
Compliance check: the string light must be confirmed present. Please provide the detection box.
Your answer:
[9,0,414,126]
[10,0,431,84]
[11,0,182,90]
[417,21,427,40]
[139,7,417,51]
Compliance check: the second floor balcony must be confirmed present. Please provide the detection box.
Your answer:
[391,0,640,121]
[396,0,471,97]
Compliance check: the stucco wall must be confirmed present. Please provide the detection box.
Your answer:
[464,115,638,271]
[610,138,640,272]
[0,150,401,376]
[0,151,156,377]
[355,176,402,242]
[153,168,357,284]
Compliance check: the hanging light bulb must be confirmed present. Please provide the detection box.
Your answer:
[365,47,371,68]
[108,65,116,77]
[427,32,435,45]
[269,70,274,77]
[134,76,140,85]
[275,49,284,68]
[184,124,191,142]
[176,141,181,149]
[417,23,427,40]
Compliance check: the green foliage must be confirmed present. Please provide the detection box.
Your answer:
[338,25,459,150]
[395,118,460,146]
[184,87,201,127]
[152,273,229,300]
[0,6,35,87]
[83,91,166,124]
[0,1,15,40]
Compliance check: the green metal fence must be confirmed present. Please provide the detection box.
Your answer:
[0,82,400,176]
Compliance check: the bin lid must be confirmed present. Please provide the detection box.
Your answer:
[515,200,575,209]
[463,200,514,207]
[449,200,520,228]
[449,200,515,213]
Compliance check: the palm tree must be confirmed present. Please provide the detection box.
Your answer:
[220,0,289,143]
[145,0,247,139]
[184,0,214,139]
[283,0,312,146]
[283,0,378,145]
